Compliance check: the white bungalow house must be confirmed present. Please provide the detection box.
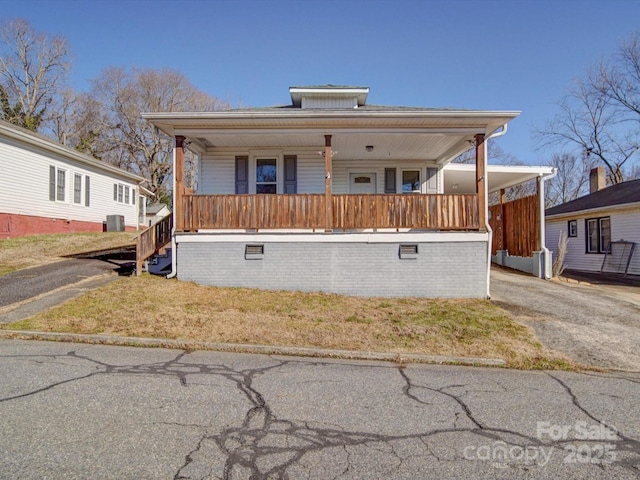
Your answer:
[0,119,147,239]
[546,167,640,276]
[142,85,552,297]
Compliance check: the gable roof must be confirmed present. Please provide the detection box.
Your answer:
[546,179,640,217]
[0,119,145,184]
[146,203,170,215]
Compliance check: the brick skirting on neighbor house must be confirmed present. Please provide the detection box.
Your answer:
[0,213,135,239]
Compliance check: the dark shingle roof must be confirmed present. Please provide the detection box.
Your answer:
[546,179,640,216]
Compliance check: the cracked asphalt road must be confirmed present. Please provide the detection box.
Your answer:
[1,339,639,479]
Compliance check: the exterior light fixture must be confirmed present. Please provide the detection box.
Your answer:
[365,145,374,152]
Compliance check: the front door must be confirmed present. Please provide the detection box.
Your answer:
[349,173,376,194]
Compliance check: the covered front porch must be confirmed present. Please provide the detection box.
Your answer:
[172,133,489,233]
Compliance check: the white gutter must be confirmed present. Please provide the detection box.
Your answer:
[166,139,178,279]
[537,167,558,279]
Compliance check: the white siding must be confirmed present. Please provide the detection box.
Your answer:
[199,153,235,194]
[200,150,441,195]
[546,208,640,275]
[0,133,140,227]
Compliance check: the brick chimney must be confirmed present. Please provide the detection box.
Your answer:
[589,166,605,194]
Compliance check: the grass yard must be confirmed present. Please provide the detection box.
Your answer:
[3,274,575,369]
[0,232,135,275]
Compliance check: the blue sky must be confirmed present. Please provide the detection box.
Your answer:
[3,0,639,164]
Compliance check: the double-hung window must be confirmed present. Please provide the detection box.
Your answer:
[113,183,132,204]
[73,174,82,204]
[256,159,277,194]
[586,217,611,253]
[55,168,66,201]
[49,166,66,202]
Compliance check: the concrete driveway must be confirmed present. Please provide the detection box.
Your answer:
[490,267,640,371]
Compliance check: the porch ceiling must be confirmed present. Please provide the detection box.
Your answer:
[443,163,555,194]
[143,110,520,164]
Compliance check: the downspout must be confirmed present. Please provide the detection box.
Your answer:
[537,167,557,279]
[166,138,178,279]
[482,124,508,298]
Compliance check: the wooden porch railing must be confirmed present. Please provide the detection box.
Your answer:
[135,213,173,275]
[180,194,479,231]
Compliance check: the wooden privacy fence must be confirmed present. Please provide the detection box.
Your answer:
[181,194,480,231]
[489,194,539,257]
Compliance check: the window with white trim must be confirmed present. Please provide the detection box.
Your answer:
[568,220,577,237]
[402,170,420,193]
[256,158,277,194]
[586,217,610,253]
[56,169,66,201]
[49,166,67,202]
[113,183,132,204]
[73,173,82,204]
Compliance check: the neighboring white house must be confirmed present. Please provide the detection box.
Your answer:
[546,167,640,276]
[144,203,171,226]
[0,119,146,239]
[143,84,551,298]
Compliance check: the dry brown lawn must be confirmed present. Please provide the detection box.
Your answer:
[0,232,135,275]
[3,274,574,369]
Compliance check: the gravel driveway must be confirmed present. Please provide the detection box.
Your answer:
[490,267,640,371]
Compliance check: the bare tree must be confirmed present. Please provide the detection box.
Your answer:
[544,151,596,207]
[0,18,70,131]
[453,139,517,165]
[594,32,640,120]
[536,32,640,184]
[78,67,228,203]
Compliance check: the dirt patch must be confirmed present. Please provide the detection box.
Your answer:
[491,266,640,371]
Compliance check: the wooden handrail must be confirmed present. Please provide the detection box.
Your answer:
[135,213,173,275]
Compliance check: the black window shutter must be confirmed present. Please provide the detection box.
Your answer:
[235,156,249,194]
[49,166,56,201]
[426,167,438,193]
[384,168,396,193]
[85,176,90,206]
[283,155,297,194]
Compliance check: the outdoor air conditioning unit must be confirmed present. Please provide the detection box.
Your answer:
[106,215,125,232]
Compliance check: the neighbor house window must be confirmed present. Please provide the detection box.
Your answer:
[256,159,277,194]
[402,170,420,193]
[586,217,610,253]
[113,183,132,204]
[74,174,82,204]
[49,166,66,202]
[568,220,577,237]
[56,169,66,201]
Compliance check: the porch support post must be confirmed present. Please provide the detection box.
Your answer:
[324,134,333,232]
[175,135,186,232]
[475,134,487,231]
